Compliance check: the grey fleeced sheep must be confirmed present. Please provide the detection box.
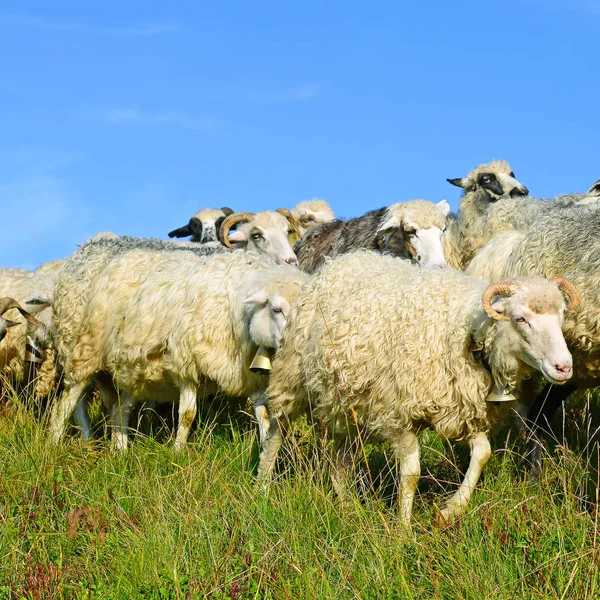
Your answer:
[295,199,450,273]
[48,250,309,450]
[258,252,577,527]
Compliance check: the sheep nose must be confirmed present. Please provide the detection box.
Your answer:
[284,255,298,266]
[554,363,572,376]
[510,187,529,197]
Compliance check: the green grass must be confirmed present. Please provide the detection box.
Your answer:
[0,389,599,599]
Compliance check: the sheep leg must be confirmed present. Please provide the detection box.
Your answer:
[174,385,197,450]
[331,436,355,503]
[47,382,88,444]
[110,396,136,452]
[257,417,283,481]
[438,432,491,524]
[252,391,270,450]
[73,399,92,442]
[392,430,420,527]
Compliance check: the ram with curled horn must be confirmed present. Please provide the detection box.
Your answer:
[218,210,299,266]
[258,252,576,529]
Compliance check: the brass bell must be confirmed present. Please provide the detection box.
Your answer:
[249,346,275,373]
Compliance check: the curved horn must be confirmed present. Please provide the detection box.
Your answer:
[481,282,518,322]
[219,212,255,248]
[221,206,234,216]
[0,297,44,327]
[550,276,580,309]
[276,207,301,238]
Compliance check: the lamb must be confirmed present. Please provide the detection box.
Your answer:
[444,160,529,268]
[48,250,309,450]
[466,207,600,471]
[295,199,450,274]
[168,207,234,244]
[257,252,577,527]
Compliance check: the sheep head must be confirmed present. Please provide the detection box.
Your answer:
[220,210,299,266]
[243,270,309,367]
[448,160,529,202]
[168,207,234,244]
[292,199,335,236]
[481,276,576,385]
[0,297,44,342]
[376,199,450,268]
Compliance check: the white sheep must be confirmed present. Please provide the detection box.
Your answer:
[258,252,577,527]
[48,250,309,450]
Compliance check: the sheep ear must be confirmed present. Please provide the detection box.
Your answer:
[491,299,508,316]
[447,178,466,189]
[168,224,192,238]
[436,199,450,217]
[244,290,269,306]
[376,215,401,236]
[227,229,248,242]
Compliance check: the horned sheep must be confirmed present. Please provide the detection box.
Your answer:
[295,199,451,273]
[258,252,577,527]
[168,207,234,244]
[48,250,309,450]
[466,207,600,470]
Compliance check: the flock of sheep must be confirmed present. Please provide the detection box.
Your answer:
[1,158,600,529]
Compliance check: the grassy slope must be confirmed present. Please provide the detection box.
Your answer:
[0,392,599,600]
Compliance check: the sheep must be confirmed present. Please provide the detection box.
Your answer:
[466,206,600,471]
[444,160,529,268]
[0,298,43,343]
[47,250,309,450]
[167,200,335,245]
[168,207,234,244]
[0,266,56,395]
[257,252,577,527]
[295,199,450,274]
[54,209,300,383]
[290,199,335,237]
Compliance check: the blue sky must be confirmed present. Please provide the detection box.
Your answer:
[1,0,598,269]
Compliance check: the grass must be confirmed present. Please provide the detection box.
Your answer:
[0,387,599,599]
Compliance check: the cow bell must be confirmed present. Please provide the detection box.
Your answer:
[249,346,275,373]
[486,383,516,403]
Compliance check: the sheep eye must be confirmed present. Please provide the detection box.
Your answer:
[443,226,448,233]
[272,307,284,314]
[251,233,263,240]
[509,171,515,178]
[514,316,527,324]
[404,228,417,236]
[482,175,492,183]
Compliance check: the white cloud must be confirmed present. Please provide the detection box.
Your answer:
[105,108,220,131]
[0,14,180,37]
[247,83,321,104]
